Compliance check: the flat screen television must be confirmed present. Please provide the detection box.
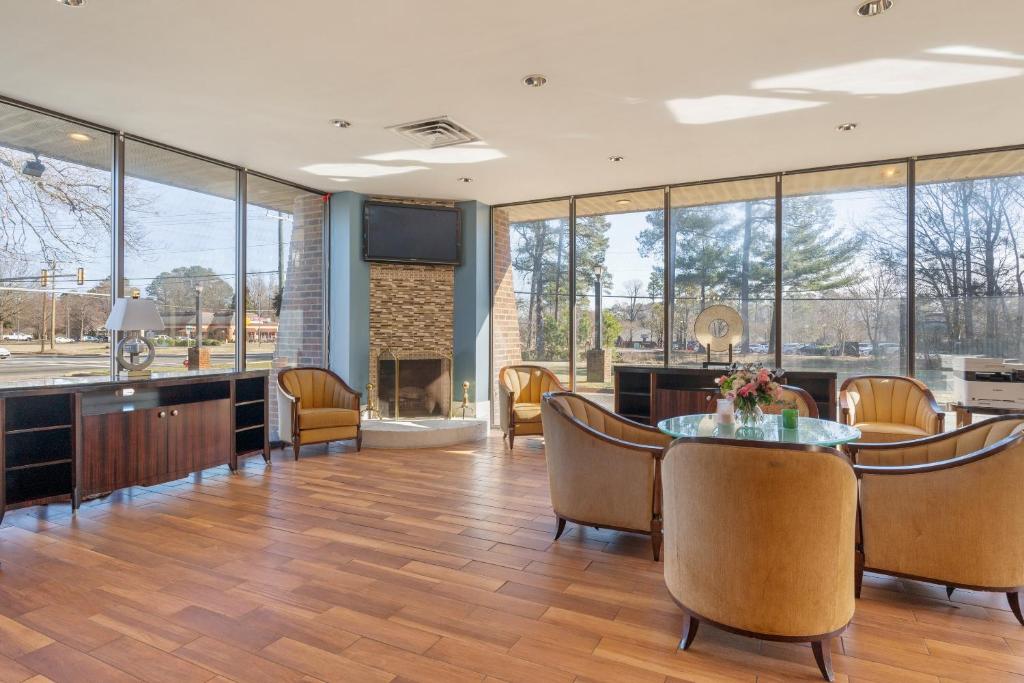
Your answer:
[363,201,461,265]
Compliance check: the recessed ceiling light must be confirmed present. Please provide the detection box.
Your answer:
[836,122,858,132]
[329,119,351,128]
[67,132,92,142]
[608,155,625,162]
[857,0,893,17]
[522,74,547,88]
[616,199,632,206]
[57,0,86,6]
[457,177,473,183]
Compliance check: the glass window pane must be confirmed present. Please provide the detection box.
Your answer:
[492,200,571,402]
[670,178,776,366]
[915,150,1024,404]
[0,101,112,381]
[245,176,325,440]
[124,141,237,373]
[782,164,908,386]
[575,190,664,399]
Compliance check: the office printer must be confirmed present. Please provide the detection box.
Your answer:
[951,356,1024,409]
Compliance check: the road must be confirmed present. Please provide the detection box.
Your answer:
[0,351,272,381]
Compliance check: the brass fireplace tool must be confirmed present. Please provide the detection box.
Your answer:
[363,382,380,420]
[460,380,470,419]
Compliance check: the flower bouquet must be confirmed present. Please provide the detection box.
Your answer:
[714,364,785,428]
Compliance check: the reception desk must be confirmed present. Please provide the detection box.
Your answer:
[613,365,838,425]
[0,369,269,521]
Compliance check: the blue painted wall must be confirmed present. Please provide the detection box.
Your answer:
[328,191,370,391]
[454,200,491,410]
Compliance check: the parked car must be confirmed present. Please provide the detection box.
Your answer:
[2,332,31,341]
[55,336,75,344]
[877,342,901,357]
[798,343,831,356]
[0,347,9,359]
[749,343,769,353]
[81,335,101,342]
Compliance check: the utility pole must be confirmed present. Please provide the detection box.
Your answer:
[49,260,56,350]
[277,212,286,291]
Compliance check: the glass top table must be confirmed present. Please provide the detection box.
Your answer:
[657,414,861,447]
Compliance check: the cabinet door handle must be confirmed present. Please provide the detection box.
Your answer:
[171,409,179,417]
[158,411,166,419]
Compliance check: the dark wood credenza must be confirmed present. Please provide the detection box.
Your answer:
[614,365,838,425]
[0,369,269,522]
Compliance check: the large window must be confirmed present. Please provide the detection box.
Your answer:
[782,166,908,386]
[575,191,663,397]
[670,178,776,366]
[493,200,572,390]
[915,150,1024,403]
[0,102,112,382]
[124,142,237,373]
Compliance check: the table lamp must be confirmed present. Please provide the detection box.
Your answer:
[105,290,165,376]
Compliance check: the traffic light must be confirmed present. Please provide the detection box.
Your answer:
[77,267,85,286]
[40,269,48,288]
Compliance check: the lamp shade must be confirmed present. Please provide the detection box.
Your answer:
[105,297,165,332]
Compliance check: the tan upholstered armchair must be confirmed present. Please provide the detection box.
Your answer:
[278,367,362,460]
[840,375,944,443]
[540,392,671,560]
[663,438,857,682]
[499,365,567,448]
[761,384,819,418]
[852,415,1024,624]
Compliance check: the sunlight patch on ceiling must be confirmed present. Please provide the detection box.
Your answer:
[665,95,824,125]
[753,58,1022,95]
[926,45,1024,61]
[300,162,427,178]
[363,146,506,164]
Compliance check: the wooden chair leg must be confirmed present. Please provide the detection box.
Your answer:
[1008,592,1024,626]
[293,439,301,461]
[508,427,515,450]
[554,517,567,540]
[812,639,835,682]
[356,432,363,452]
[651,518,663,562]
[854,549,864,599]
[678,613,699,650]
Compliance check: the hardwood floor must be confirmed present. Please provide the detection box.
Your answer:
[0,433,1022,682]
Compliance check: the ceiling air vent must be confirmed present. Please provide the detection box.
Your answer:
[387,116,480,149]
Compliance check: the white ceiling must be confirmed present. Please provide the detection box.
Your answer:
[3,0,1024,205]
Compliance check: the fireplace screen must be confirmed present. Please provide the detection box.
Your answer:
[378,356,451,418]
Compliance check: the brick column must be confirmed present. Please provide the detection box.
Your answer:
[490,208,522,423]
[269,193,325,440]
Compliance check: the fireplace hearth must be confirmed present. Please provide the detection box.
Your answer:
[378,356,451,418]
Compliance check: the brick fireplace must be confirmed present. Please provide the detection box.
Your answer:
[367,197,456,418]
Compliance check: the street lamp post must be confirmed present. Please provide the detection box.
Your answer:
[594,264,604,351]
[194,285,204,348]
[586,264,607,384]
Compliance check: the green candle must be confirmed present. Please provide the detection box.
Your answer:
[782,408,799,430]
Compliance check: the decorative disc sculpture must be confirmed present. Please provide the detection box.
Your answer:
[116,334,157,374]
[694,304,743,365]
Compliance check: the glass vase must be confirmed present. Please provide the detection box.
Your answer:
[736,404,763,429]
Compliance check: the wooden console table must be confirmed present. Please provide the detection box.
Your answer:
[614,365,838,425]
[0,369,269,522]
[949,402,1024,428]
